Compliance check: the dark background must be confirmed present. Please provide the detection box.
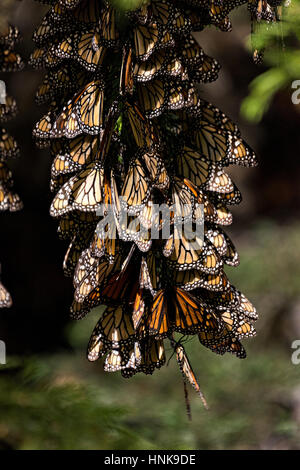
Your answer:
[0,1,300,450]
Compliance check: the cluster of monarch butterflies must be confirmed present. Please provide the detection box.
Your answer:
[0,22,24,309]
[31,0,283,407]
[248,0,285,63]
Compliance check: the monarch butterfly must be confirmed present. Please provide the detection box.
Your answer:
[210,185,242,206]
[179,37,205,69]
[138,338,166,375]
[0,183,23,212]
[133,22,174,62]
[238,292,258,320]
[32,8,72,45]
[48,2,68,21]
[190,103,254,169]
[137,79,166,117]
[198,327,247,358]
[121,157,151,214]
[0,129,19,159]
[120,47,134,96]
[145,287,220,338]
[133,49,185,83]
[142,150,169,190]
[196,189,219,224]
[33,100,61,141]
[111,170,153,251]
[52,114,115,213]
[74,248,122,303]
[190,54,220,83]
[168,177,202,224]
[0,280,12,308]
[51,80,105,138]
[77,31,106,71]
[87,325,109,362]
[50,172,73,193]
[90,205,120,262]
[76,248,139,314]
[205,226,238,265]
[205,226,228,257]
[0,96,18,123]
[0,162,13,185]
[50,135,101,180]
[125,101,159,148]
[99,3,119,47]
[221,309,256,339]
[190,121,232,165]
[70,0,102,25]
[179,36,220,80]
[57,211,97,241]
[55,117,116,212]
[88,304,137,352]
[149,0,176,26]
[133,23,160,62]
[51,134,99,167]
[121,338,166,377]
[53,35,73,60]
[50,161,106,216]
[0,49,24,73]
[218,15,234,32]
[138,80,197,118]
[173,268,230,292]
[51,153,80,178]
[92,261,139,304]
[73,247,98,289]
[182,110,250,170]
[70,297,95,319]
[149,0,191,34]
[133,50,165,83]
[35,76,55,106]
[55,30,106,72]
[230,137,257,167]
[103,345,140,373]
[140,250,161,295]
[176,145,215,188]
[163,215,222,274]
[171,339,208,409]
[90,337,156,375]
[201,286,241,312]
[223,232,240,266]
[29,47,62,70]
[60,0,82,8]
[248,0,276,22]
[63,233,92,278]
[199,99,239,135]
[0,24,21,47]
[208,0,240,23]
[35,71,71,106]
[164,179,222,273]
[212,202,233,226]
[132,287,146,331]
[50,174,75,216]
[117,342,144,375]
[205,169,235,194]
[71,290,104,321]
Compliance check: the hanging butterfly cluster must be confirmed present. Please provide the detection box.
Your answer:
[248,0,285,63]
[30,0,282,401]
[0,22,24,308]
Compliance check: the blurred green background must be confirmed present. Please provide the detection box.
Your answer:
[1,1,300,450]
